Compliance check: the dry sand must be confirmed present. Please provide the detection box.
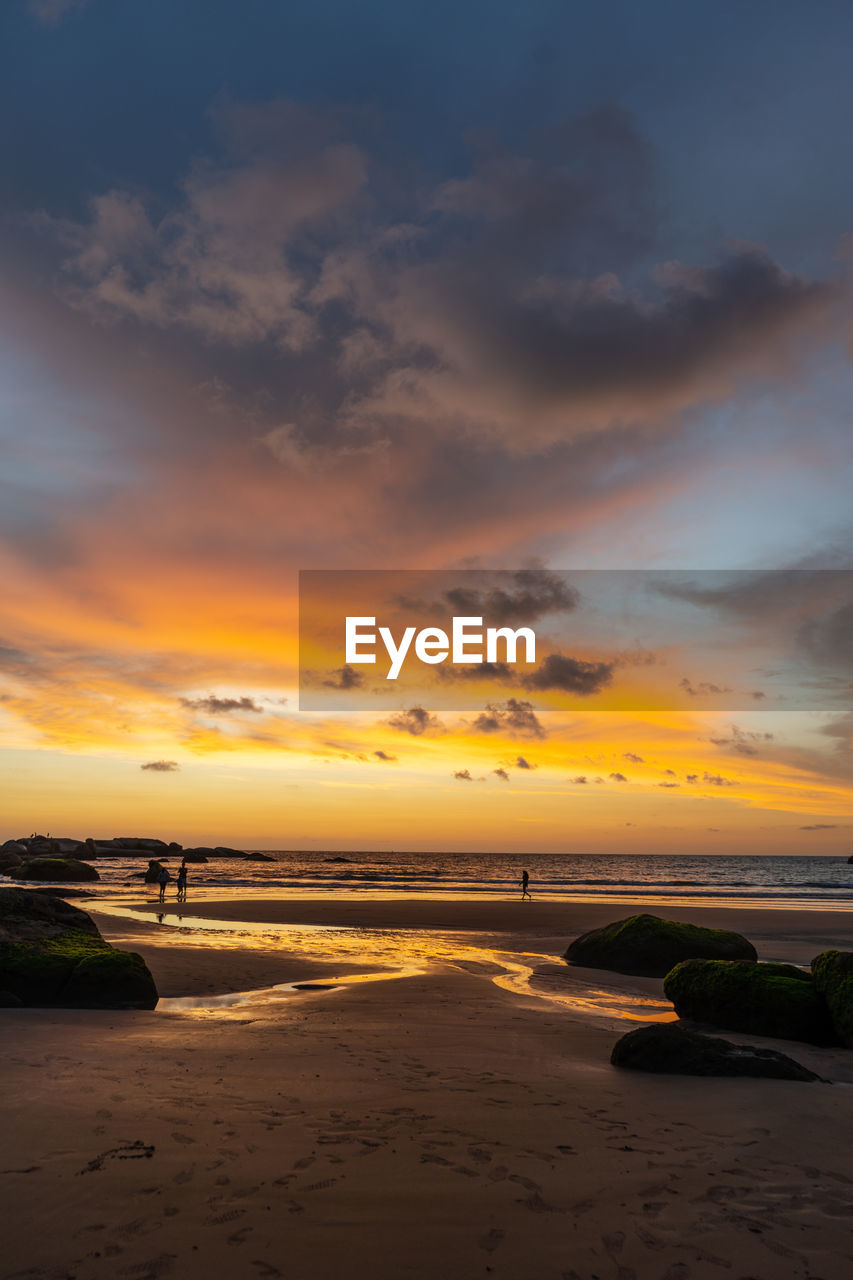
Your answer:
[2,897,853,1280]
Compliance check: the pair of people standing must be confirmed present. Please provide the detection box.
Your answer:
[156,861,188,902]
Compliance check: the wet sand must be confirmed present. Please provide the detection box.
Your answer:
[1,897,852,1280]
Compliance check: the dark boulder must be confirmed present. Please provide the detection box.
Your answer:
[10,858,100,883]
[0,886,157,1009]
[111,837,169,851]
[811,950,853,1048]
[664,959,838,1045]
[1,841,28,857]
[564,913,757,978]
[180,850,208,863]
[611,1023,821,1081]
[215,846,246,857]
[243,852,274,862]
[184,847,216,858]
[143,860,168,884]
[0,851,24,873]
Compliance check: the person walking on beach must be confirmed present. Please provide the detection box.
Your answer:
[176,861,188,902]
[520,868,531,900]
[157,865,170,902]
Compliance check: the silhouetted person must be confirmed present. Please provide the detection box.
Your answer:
[157,866,170,902]
[176,862,188,902]
[520,868,531,900]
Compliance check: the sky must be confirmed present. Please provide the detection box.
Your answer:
[0,0,851,852]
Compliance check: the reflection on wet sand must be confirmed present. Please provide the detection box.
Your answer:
[95,899,675,1025]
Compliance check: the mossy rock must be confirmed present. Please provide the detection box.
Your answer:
[611,1023,820,1080]
[564,913,757,978]
[10,858,100,883]
[811,950,853,1048]
[0,888,157,1009]
[663,959,837,1045]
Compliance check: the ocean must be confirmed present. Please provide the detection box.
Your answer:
[28,850,853,910]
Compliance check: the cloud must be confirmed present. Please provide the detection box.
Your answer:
[623,752,644,763]
[41,101,837,451]
[471,698,545,739]
[322,665,365,690]
[709,725,774,756]
[515,755,536,770]
[28,0,89,25]
[659,781,680,788]
[493,767,510,781]
[523,652,614,695]
[800,823,839,830]
[141,760,179,772]
[609,771,628,782]
[442,569,578,624]
[680,678,733,697]
[373,749,396,762]
[572,775,588,783]
[453,769,474,781]
[180,695,264,715]
[387,706,445,736]
[702,772,738,787]
[663,768,676,776]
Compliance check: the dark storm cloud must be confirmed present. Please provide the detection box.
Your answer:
[180,695,264,714]
[141,759,179,772]
[523,653,614,695]
[42,100,838,451]
[386,706,444,736]
[471,699,545,739]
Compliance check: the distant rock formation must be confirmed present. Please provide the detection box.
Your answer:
[611,1023,821,1080]
[564,913,757,977]
[0,887,157,1009]
[10,858,100,883]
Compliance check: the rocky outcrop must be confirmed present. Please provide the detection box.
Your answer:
[564,913,757,978]
[180,850,207,863]
[663,959,838,1045]
[0,887,157,1009]
[611,1023,821,1080]
[10,858,100,883]
[243,852,274,862]
[811,950,853,1048]
[143,860,168,884]
[215,846,246,857]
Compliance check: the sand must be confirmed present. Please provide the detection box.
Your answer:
[2,897,853,1280]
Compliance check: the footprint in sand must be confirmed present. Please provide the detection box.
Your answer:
[171,1132,195,1145]
[172,1166,195,1185]
[300,1178,339,1192]
[478,1228,505,1253]
[468,1146,492,1164]
[205,1208,246,1226]
[292,1156,315,1170]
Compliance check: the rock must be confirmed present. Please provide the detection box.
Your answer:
[1,841,28,857]
[0,851,24,872]
[179,850,207,863]
[243,852,274,862]
[0,990,23,1007]
[564,913,757,978]
[144,860,168,884]
[663,959,838,1045]
[0,886,157,1008]
[168,842,183,852]
[611,1023,821,1081]
[184,847,216,858]
[215,846,246,857]
[811,950,853,1048]
[26,837,60,857]
[324,856,353,863]
[14,886,94,899]
[10,858,100,883]
[110,837,169,851]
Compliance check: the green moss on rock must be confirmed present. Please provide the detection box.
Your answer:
[663,959,837,1045]
[564,913,757,978]
[811,950,853,1048]
[611,1022,821,1080]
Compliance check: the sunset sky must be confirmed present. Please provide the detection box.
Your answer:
[1,0,851,852]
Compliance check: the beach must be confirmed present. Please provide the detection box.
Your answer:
[2,896,853,1280]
